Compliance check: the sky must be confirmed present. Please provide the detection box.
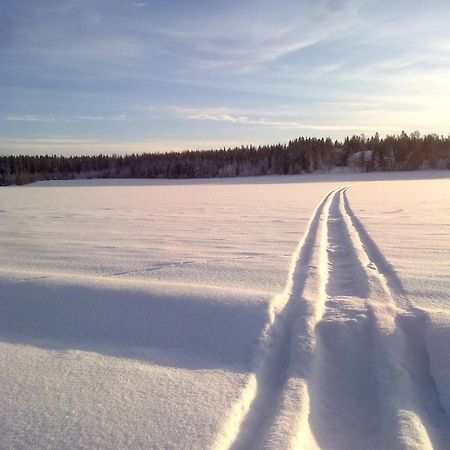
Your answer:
[1,0,449,156]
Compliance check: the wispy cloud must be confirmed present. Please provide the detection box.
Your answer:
[6,115,57,123]
[72,115,128,122]
[5,114,128,123]
[0,136,257,156]
[165,105,399,132]
[145,0,361,71]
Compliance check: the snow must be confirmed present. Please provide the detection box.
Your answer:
[348,149,373,162]
[0,171,449,449]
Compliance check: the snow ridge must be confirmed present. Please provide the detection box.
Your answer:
[214,187,450,450]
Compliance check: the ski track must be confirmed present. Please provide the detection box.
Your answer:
[213,187,450,450]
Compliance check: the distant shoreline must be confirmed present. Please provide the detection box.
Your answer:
[1,132,449,186]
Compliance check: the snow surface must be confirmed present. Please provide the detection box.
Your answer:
[0,171,449,449]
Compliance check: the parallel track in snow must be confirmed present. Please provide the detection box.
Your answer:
[213,187,450,450]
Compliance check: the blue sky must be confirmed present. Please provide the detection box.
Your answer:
[1,0,449,155]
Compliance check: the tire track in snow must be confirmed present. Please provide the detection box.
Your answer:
[214,187,450,450]
[307,189,383,449]
[299,189,450,449]
[309,188,450,449]
[212,188,339,450]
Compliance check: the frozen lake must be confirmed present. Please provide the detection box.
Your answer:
[0,171,449,449]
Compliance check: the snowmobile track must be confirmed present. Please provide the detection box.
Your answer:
[213,187,450,450]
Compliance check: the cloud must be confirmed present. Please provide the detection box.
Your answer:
[165,105,399,132]
[145,0,361,71]
[72,115,128,121]
[5,114,128,123]
[0,136,258,156]
[5,115,56,123]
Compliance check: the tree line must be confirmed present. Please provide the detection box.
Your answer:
[1,131,449,185]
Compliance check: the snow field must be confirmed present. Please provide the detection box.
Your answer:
[0,178,331,449]
[0,171,449,449]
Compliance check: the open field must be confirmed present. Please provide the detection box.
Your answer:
[0,171,449,449]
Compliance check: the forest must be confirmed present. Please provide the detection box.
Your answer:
[1,131,449,185]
